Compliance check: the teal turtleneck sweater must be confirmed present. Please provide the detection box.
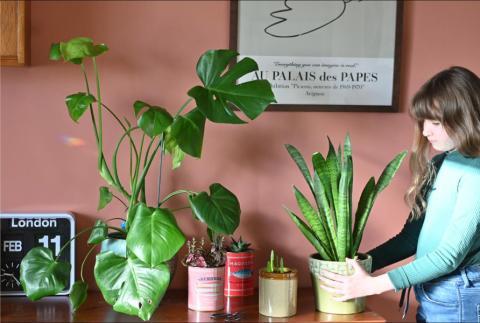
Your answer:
[386,151,480,290]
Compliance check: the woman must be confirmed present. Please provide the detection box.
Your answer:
[320,66,480,322]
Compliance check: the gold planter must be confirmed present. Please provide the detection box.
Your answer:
[258,268,297,317]
[309,253,372,314]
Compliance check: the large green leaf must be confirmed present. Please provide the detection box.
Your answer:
[97,186,112,210]
[188,50,275,124]
[284,207,332,260]
[375,151,408,194]
[170,108,206,158]
[88,219,108,244]
[336,156,352,261]
[53,37,108,64]
[293,186,333,258]
[135,101,173,138]
[126,204,185,266]
[285,144,313,190]
[65,92,96,122]
[312,172,337,255]
[94,251,170,321]
[20,247,71,301]
[188,183,240,234]
[351,177,376,257]
[70,281,88,312]
[326,138,340,216]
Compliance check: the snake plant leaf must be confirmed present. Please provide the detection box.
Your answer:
[188,183,240,234]
[336,156,352,261]
[284,207,332,261]
[65,92,96,122]
[312,152,333,209]
[326,139,340,216]
[20,247,71,301]
[312,172,337,250]
[58,37,108,64]
[88,219,108,244]
[351,177,376,257]
[294,186,334,258]
[171,108,206,158]
[127,203,186,266]
[97,186,113,210]
[94,251,170,321]
[375,151,408,194]
[70,281,88,312]
[285,144,313,190]
[137,104,174,138]
[188,50,275,124]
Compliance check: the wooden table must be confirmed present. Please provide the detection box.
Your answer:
[1,288,386,322]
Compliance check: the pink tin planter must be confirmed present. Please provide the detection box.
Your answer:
[224,251,254,297]
[188,266,225,311]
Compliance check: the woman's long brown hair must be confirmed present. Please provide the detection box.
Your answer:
[406,66,480,219]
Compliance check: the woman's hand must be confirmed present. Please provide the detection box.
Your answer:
[319,258,394,301]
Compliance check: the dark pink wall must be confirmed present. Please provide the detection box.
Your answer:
[1,1,479,321]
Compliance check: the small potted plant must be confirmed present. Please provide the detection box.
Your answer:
[224,237,254,297]
[259,250,297,318]
[284,135,406,314]
[183,236,227,311]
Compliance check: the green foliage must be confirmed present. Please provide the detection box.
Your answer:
[285,135,407,261]
[20,247,71,301]
[182,236,226,268]
[228,236,252,253]
[20,36,275,321]
[265,250,289,273]
[70,281,88,312]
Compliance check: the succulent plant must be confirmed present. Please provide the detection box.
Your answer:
[265,250,289,273]
[182,236,226,268]
[228,236,252,253]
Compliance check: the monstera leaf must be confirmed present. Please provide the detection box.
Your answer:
[70,281,88,312]
[126,203,186,266]
[50,37,108,64]
[170,108,206,158]
[134,101,174,138]
[188,50,276,124]
[188,183,240,234]
[20,247,71,301]
[94,251,170,321]
[65,92,96,122]
[88,219,108,244]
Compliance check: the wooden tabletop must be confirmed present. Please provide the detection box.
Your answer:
[1,288,386,322]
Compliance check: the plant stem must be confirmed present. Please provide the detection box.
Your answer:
[159,189,195,206]
[175,98,193,118]
[111,193,128,208]
[80,63,100,144]
[80,245,97,282]
[131,138,163,203]
[92,57,103,171]
[157,134,165,207]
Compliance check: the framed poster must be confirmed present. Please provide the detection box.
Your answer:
[230,0,403,112]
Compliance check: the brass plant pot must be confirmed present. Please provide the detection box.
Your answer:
[309,253,372,314]
[258,268,298,317]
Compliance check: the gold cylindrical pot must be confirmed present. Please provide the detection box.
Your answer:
[258,268,298,317]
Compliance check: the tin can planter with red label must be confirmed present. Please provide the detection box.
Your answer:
[224,250,255,296]
[188,266,225,311]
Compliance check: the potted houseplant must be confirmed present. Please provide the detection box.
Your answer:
[284,135,406,314]
[258,250,297,318]
[19,37,275,320]
[224,237,254,297]
[182,236,226,311]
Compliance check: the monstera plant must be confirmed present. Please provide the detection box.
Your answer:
[19,37,275,320]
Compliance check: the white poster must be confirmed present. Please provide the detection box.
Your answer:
[232,0,402,111]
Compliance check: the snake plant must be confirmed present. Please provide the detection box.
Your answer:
[284,135,407,261]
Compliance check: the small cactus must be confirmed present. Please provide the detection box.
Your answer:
[228,236,252,253]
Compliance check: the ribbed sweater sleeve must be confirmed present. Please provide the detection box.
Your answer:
[366,153,447,273]
[387,157,480,290]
